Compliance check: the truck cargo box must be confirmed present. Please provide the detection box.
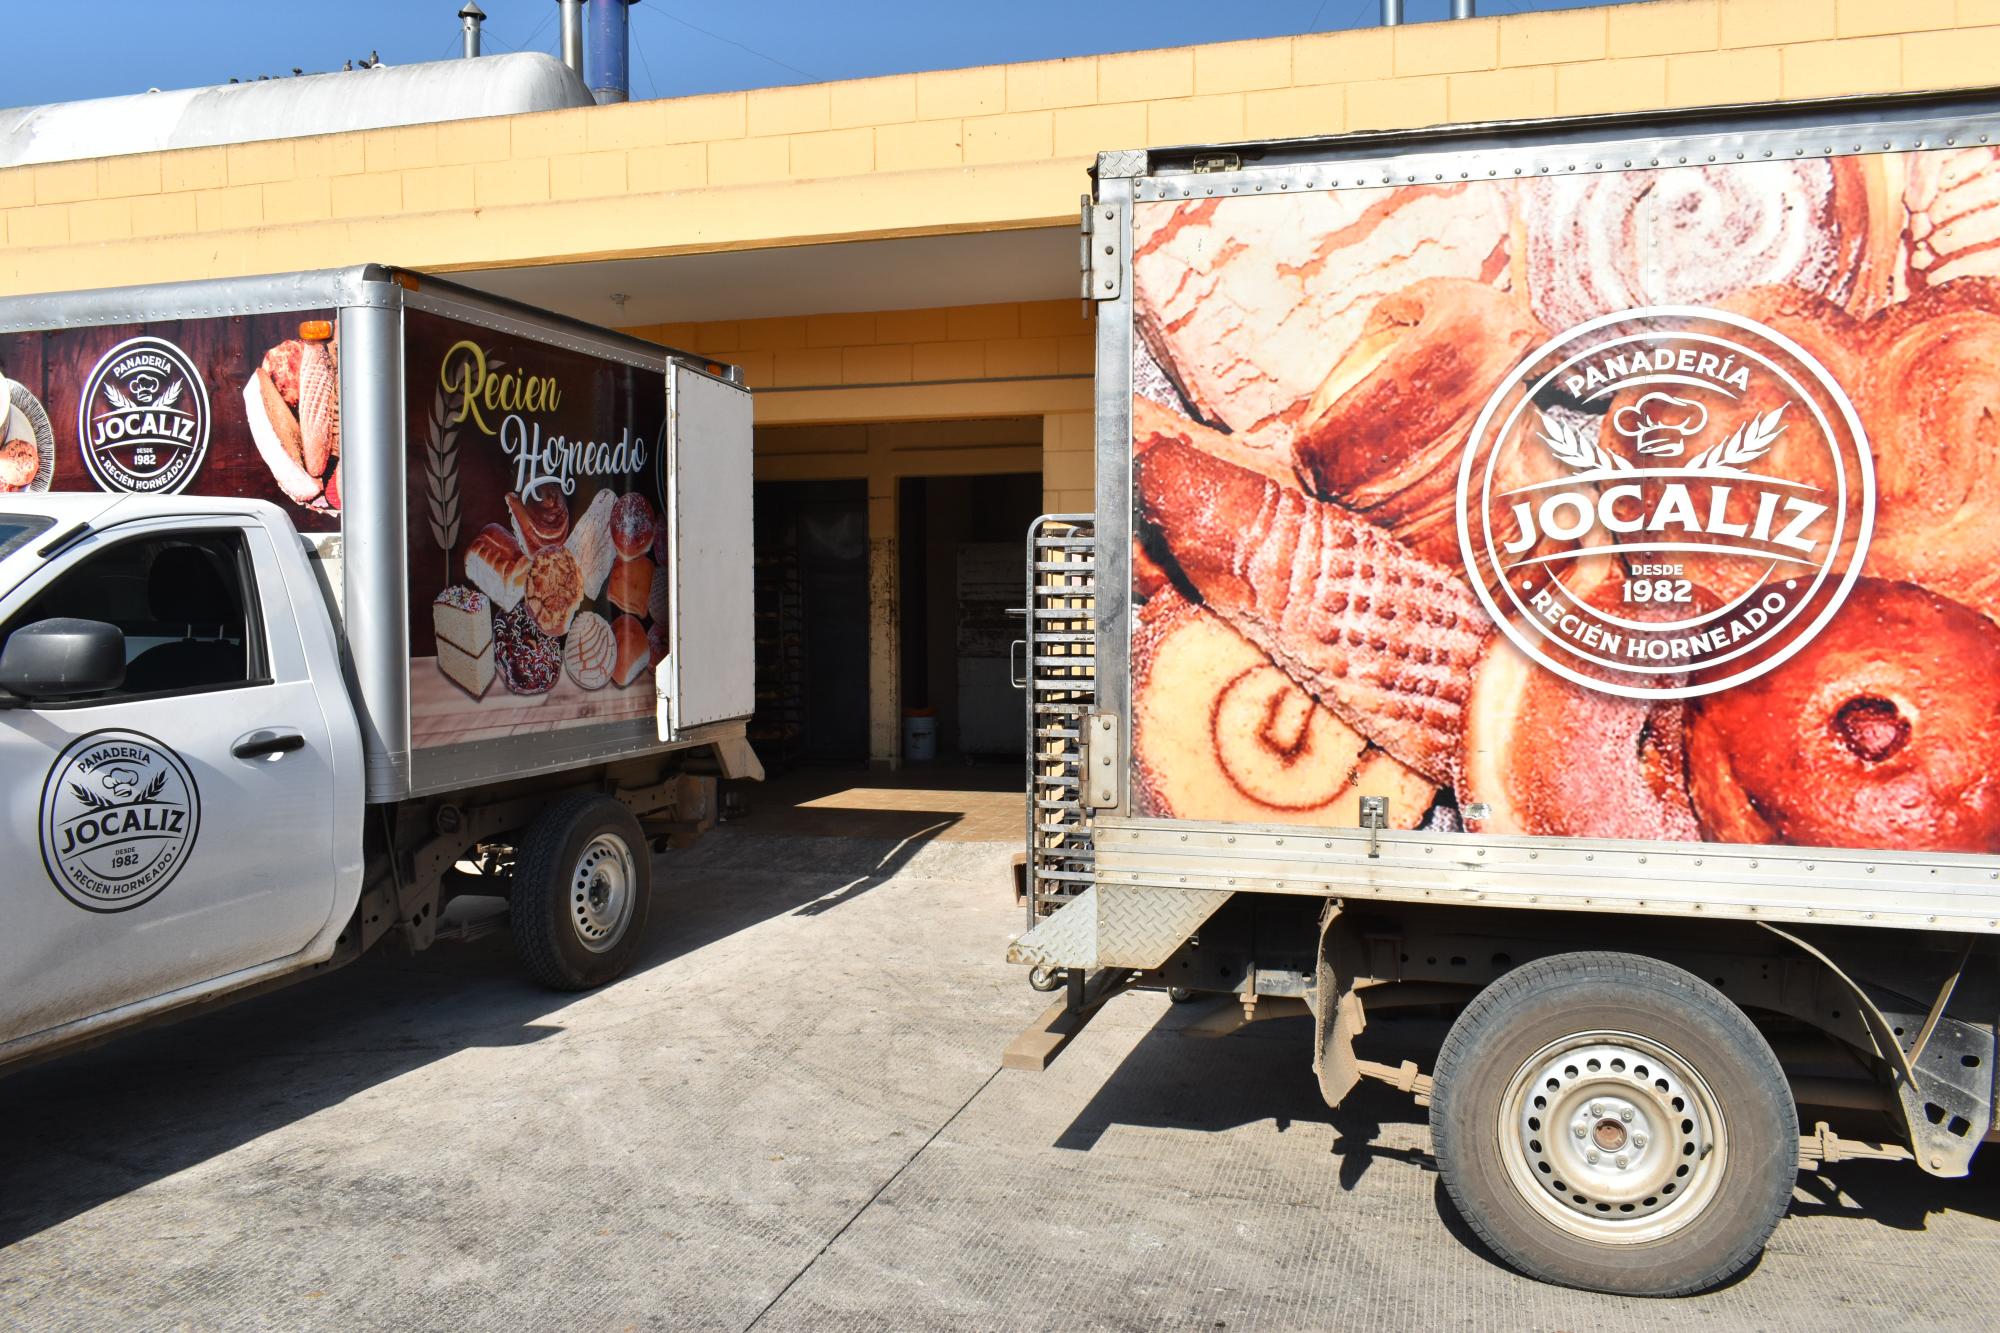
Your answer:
[0,267,753,801]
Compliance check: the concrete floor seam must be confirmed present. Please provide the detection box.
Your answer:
[742,1065,1004,1332]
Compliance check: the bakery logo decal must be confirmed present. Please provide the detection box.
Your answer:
[38,730,200,913]
[76,337,211,494]
[1457,305,1874,700]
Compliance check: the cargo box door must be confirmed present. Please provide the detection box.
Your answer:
[665,365,755,735]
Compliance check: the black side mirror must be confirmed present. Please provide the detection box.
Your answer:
[0,618,126,702]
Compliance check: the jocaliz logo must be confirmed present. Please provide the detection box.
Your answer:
[1456,306,1874,699]
[38,730,201,912]
[76,336,211,494]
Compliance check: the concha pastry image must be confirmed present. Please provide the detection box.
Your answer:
[1132,184,1514,434]
[1520,159,1891,329]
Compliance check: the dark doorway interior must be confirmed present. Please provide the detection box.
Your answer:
[752,479,869,769]
[898,472,1043,765]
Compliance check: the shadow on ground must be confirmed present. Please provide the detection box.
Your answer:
[0,820,949,1249]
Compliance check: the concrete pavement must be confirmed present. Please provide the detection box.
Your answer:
[2,813,1996,1331]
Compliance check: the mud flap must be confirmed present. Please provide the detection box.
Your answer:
[1313,900,1368,1110]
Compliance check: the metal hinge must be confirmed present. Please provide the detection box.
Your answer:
[1082,711,1120,810]
[1080,194,1122,303]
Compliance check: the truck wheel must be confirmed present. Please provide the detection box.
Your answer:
[1429,952,1796,1296]
[510,793,652,991]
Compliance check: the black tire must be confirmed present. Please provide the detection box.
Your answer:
[510,793,652,991]
[1429,951,1796,1296]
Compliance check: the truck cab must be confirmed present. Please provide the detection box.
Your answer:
[0,493,366,1059]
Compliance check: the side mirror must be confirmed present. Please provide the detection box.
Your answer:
[0,618,126,702]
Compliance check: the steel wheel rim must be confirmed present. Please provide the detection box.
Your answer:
[1496,1029,1728,1245]
[570,833,636,954]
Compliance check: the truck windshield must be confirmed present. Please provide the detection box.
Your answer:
[0,514,52,562]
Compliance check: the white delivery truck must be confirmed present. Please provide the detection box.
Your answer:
[0,266,756,1071]
[1011,90,2000,1294]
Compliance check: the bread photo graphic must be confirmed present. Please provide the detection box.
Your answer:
[244,325,341,511]
[566,488,616,599]
[432,585,496,700]
[1122,150,2000,852]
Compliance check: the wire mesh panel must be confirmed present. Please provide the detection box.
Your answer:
[1024,514,1096,927]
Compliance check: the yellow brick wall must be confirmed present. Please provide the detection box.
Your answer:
[4,0,1998,292]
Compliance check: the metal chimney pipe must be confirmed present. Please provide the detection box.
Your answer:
[557,0,586,78]
[1452,0,1476,16]
[584,0,636,105]
[459,1,486,59]
[1381,0,1402,26]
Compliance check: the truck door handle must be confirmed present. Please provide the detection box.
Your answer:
[232,728,306,760]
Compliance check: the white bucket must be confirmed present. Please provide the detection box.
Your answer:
[903,711,938,762]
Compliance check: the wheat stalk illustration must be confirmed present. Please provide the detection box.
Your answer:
[158,380,183,410]
[102,383,132,411]
[141,769,167,801]
[1536,410,1634,474]
[425,383,462,559]
[1687,404,1787,472]
[69,782,114,811]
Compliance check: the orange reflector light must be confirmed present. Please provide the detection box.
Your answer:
[392,272,421,292]
[299,319,334,341]
[706,362,725,375]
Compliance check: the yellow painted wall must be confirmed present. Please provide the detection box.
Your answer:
[4,0,1997,294]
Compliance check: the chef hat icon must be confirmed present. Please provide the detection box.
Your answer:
[1614,392,1708,457]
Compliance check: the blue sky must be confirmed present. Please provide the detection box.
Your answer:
[7,0,1642,106]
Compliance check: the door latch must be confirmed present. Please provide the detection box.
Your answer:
[1359,795,1388,859]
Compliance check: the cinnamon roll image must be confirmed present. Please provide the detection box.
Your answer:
[1290,278,1549,569]
[1521,159,1891,331]
[1901,147,2000,295]
[1686,579,2000,853]
[1858,278,2000,623]
[1133,590,1434,827]
[1597,286,1868,605]
[1136,439,1490,787]
[1132,184,1513,435]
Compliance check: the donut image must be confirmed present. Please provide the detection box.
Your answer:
[0,378,53,493]
[493,601,560,697]
[1687,579,2000,852]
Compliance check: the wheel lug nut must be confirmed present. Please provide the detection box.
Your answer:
[1586,1150,1599,1163]
[1615,1155,1628,1168]
[1573,1125,1587,1138]
[1632,1134,1646,1148]
[1589,1102,1603,1116]
[1620,1108,1634,1123]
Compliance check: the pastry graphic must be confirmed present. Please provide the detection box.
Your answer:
[507,486,570,554]
[1687,579,2000,852]
[464,522,528,613]
[1132,589,1432,827]
[494,600,560,696]
[523,546,584,639]
[244,328,341,512]
[563,610,616,691]
[611,491,656,560]
[647,619,670,668]
[566,488,616,599]
[1520,158,1891,327]
[607,554,653,617]
[432,585,495,699]
[0,376,53,493]
[611,614,649,687]
[1133,185,1514,435]
[1137,439,1489,787]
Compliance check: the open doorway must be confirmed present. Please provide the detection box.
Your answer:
[898,472,1043,768]
[751,479,870,770]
